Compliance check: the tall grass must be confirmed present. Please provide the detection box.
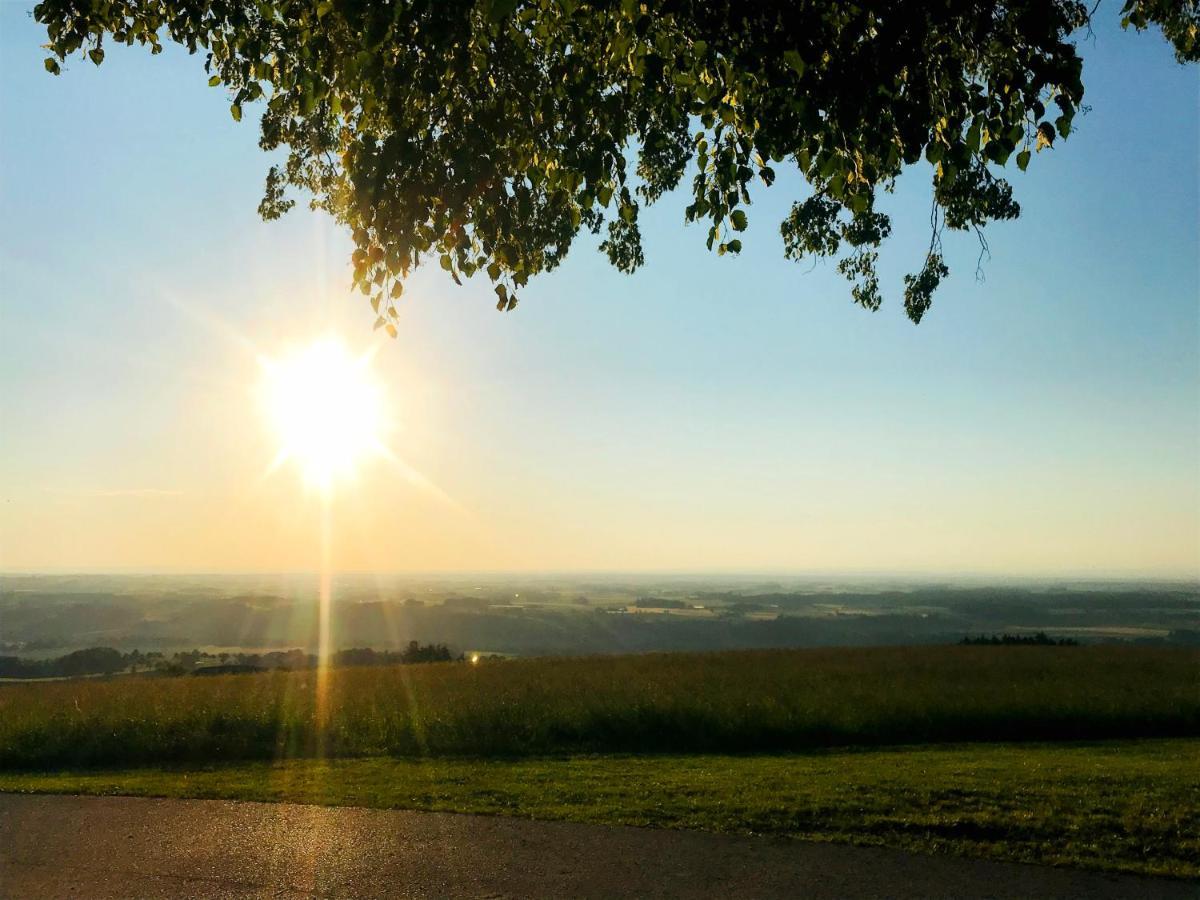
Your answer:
[1,646,1196,768]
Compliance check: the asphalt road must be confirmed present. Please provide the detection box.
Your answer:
[0,793,1195,899]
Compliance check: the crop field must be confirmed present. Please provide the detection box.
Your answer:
[1,645,1196,768]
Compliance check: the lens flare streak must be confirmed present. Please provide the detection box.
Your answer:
[255,334,463,754]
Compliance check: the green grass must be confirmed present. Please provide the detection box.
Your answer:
[1,646,1197,767]
[3,648,1195,876]
[2,739,1196,878]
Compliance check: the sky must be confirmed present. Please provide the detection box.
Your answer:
[1,7,1197,577]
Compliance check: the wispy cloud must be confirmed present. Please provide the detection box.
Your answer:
[43,488,184,498]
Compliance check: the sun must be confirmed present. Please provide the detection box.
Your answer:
[259,337,386,490]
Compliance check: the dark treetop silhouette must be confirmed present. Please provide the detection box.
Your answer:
[36,1,1198,328]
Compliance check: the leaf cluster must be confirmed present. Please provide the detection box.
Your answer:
[35,0,1199,326]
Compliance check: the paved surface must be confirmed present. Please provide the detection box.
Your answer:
[1,794,1196,899]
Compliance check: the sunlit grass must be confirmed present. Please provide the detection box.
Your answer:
[1,740,1195,878]
[1,646,1196,768]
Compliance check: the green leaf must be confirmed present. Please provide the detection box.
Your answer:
[965,121,981,153]
[316,1,334,19]
[730,210,748,231]
[230,103,242,122]
[390,281,404,299]
[88,48,104,66]
[43,58,60,75]
[726,239,743,254]
[1016,149,1031,171]
[782,50,805,77]
[489,0,519,22]
[207,75,221,87]
[1036,121,1055,149]
[439,254,453,271]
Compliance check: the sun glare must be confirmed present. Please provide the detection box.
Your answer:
[260,338,386,490]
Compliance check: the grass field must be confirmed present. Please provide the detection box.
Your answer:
[2,645,1196,876]
[2,739,1196,878]
[1,645,1197,767]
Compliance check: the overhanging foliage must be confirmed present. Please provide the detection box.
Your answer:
[36,1,1199,327]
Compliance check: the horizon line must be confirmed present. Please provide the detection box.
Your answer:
[2,567,1197,584]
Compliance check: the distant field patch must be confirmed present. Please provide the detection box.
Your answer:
[0,645,1196,768]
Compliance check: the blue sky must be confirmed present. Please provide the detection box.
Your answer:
[1,6,1197,575]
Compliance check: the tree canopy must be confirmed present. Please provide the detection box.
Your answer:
[35,1,1198,329]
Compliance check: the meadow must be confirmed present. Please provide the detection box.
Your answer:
[1,645,1196,768]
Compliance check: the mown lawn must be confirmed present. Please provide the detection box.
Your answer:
[2,739,1196,879]
[1,645,1197,766]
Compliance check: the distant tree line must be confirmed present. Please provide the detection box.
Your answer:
[0,647,128,679]
[333,642,457,666]
[960,632,1078,647]
[634,597,689,609]
[0,641,461,680]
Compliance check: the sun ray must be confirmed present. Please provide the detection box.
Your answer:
[253,333,471,757]
[314,494,333,757]
[371,442,464,512]
[160,286,264,361]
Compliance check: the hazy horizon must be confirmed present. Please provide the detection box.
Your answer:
[3,568,1196,586]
